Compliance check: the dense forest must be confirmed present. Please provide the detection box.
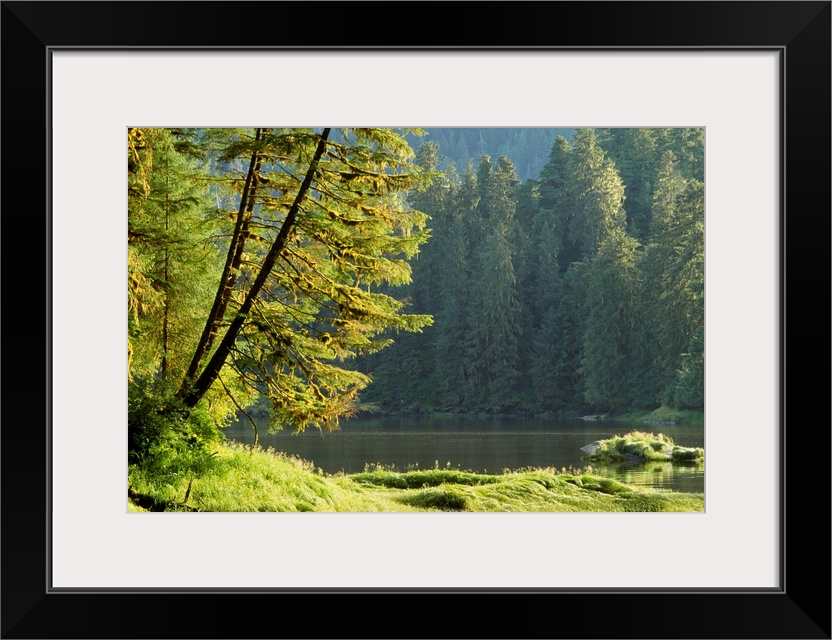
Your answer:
[357,127,704,415]
[128,127,703,470]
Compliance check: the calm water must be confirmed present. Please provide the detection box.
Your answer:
[222,415,705,494]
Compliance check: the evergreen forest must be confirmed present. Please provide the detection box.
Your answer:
[128,127,703,476]
[358,127,704,416]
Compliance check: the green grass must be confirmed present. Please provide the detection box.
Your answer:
[582,430,704,464]
[128,440,704,513]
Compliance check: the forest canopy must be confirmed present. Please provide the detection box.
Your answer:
[128,127,433,462]
[356,127,704,415]
[127,126,703,467]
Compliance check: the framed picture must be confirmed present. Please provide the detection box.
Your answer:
[3,1,829,638]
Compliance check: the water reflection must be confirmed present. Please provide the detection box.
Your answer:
[222,415,704,494]
[593,460,705,494]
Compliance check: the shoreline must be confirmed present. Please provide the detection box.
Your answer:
[342,405,705,428]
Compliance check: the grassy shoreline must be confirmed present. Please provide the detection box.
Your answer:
[128,434,704,513]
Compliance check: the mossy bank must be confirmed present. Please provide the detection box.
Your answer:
[128,437,704,513]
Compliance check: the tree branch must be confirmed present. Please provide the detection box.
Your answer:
[217,372,259,448]
[179,129,332,408]
[182,128,264,386]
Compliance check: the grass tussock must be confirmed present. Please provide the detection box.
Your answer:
[582,431,704,464]
[128,440,704,513]
[671,446,705,461]
[350,468,500,489]
[397,486,473,511]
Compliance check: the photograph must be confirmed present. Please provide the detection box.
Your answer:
[127,126,706,514]
[3,0,828,636]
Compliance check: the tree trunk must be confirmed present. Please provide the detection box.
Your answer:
[182,128,264,385]
[178,128,331,408]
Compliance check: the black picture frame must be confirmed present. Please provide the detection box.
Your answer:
[2,2,829,638]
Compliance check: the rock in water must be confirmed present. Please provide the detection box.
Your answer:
[581,441,603,454]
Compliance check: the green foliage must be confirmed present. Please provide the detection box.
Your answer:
[580,228,644,410]
[563,474,632,495]
[581,431,704,465]
[130,128,437,469]
[409,128,573,181]
[673,328,705,409]
[465,156,523,406]
[127,379,221,478]
[566,129,627,258]
[432,166,475,406]
[641,155,705,408]
[531,266,587,409]
[213,128,430,429]
[131,127,705,435]
[129,441,363,512]
[350,469,500,489]
[128,441,704,512]
[597,128,662,240]
[665,128,705,182]
[128,126,707,511]
[396,486,473,510]
[128,128,222,383]
[671,447,704,461]
[354,128,703,415]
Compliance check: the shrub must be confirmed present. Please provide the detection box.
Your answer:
[128,379,221,478]
[583,431,699,463]
[397,486,472,511]
[671,447,704,461]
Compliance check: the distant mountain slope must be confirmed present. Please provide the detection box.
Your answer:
[408,128,575,182]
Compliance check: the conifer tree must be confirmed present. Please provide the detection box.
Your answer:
[641,151,705,407]
[580,227,643,410]
[536,135,572,274]
[512,178,541,385]
[666,128,705,182]
[531,263,588,409]
[434,207,471,406]
[362,141,448,409]
[431,164,475,406]
[597,128,661,241]
[567,129,628,259]
[128,128,220,384]
[156,128,434,431]
[466,156,522,406]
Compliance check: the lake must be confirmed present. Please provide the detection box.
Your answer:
[222,415,705,494]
